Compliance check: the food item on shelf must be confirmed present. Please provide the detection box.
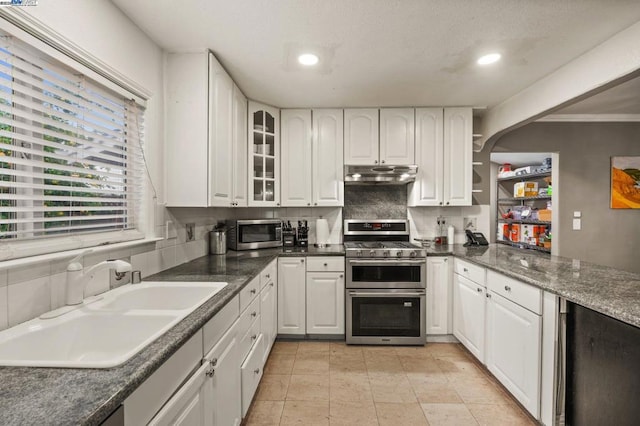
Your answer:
[538,209,552,221]
[514,182,539,198]
[510,224,520,242]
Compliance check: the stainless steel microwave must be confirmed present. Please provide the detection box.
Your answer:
[226,219,282,250]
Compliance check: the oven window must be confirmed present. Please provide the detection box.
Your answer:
[351,296,421,337]
[351,265,421,283]
[239,224,278,243]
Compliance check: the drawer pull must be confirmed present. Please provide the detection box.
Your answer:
[301,259,304,263]
[486,293,491,298]
[206,368,215,378]
[254,368,260,375]
[251,334,258,340]
[270,282,274,287]
[250,289,257,294]
[463,268,469,272]
[251,311,257,317]
[324,262,328,266]
[504,285,511,292]
[266,274,270,278]
[476,287,483,293]
[339,274,343,278]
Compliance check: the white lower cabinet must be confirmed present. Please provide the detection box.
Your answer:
[452,273,486,362]
[148,360,212,426]
[306,272,345,334]
[277,257,307,335]
[260,276,277,365]
[426,256,451,335]
[241,334,265,417]
[486,291,541,418]
[206,324,242,426]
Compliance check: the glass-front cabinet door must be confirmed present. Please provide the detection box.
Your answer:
[248,101,280,206]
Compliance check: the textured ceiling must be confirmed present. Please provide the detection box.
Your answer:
[111,0,640,109]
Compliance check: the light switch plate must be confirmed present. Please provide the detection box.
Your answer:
[572,218,581,230]
[573,211,582,218]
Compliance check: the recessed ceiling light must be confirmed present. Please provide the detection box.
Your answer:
[298,53,319,66]
[477,53,501,65]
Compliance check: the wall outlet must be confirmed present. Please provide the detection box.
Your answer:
[463,217,477,230]
[165,220,177,239]
[186,223,196,241]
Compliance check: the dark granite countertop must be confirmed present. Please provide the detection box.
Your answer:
[0,246,343,425]
[451,244,640,329]
[2,242,638,424]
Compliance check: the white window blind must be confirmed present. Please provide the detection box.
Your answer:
[0,30,145,246]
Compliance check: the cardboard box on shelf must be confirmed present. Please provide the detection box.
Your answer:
[514,182,539,198]
[510,224,521,242]
[538,209,552,221]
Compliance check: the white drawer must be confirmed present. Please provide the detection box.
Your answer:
[238,313,261,362]
[487,270,542,315]
[203,295,239,354]
[241,334,264,417]
[240,274,260,312]
[306,256,345,272]
[261,259,277,289]
[125,330,203,426]
[454,258,486,286]
[236,295,260,342]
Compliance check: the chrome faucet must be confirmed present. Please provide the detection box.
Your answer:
[66,251,132,305]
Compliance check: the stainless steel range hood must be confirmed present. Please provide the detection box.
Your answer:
[344,165,418,185]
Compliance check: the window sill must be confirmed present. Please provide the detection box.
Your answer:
[0,237,163,271]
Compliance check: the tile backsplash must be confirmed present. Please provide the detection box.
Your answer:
[344,186,407,219]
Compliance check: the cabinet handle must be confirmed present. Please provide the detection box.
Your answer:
[439,202,443,205]
[301,259,304,263]
[444,258,448,262]
[254,368,260,375]
[270,282,274,287]
[463,268,468,272]
[266,274,270,278]
[251,311,257,317]
[307,203,311,206]
[277,203,280,206]
[324,263,328,266]
[374,160,378,164]
[314,202,318,206]
[209,358,218,367]
[504,285,511,292]
[250,289,257,294]
[486,293,492,298]
[446,202,450,205]
[381,160,385,164]
[476,287,483,293]
[339,274,343,278]
[251,334,257,340]
[206,368,215,378]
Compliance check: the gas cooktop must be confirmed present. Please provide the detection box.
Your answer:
[343,220,426,258]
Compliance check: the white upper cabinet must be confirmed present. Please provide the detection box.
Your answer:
[281,109,344,207]
[165,52,209,207]
[409,108,444,206]
[280,109,312,206]
[443,107,473,206]
[344,108,379,165]
[232,86,248,207]
[165,51,247,207]
[380,108,415,165]
[208,54,235,207]
[409,107,472,206]
[249,102,280,207]
[312,109,344,206]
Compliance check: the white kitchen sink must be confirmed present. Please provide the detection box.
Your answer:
[91,282,228,311]
[0,281,227,368]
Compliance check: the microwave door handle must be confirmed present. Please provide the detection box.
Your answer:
[349,291,425,297]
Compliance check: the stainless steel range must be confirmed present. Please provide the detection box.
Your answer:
[344,219,427,345]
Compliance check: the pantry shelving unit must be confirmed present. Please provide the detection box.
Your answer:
[496,169,552,254]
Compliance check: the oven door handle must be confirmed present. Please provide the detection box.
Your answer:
[347,259,426,264]
[348,290,426,297]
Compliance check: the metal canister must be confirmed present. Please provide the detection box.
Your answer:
[209,225,227,255]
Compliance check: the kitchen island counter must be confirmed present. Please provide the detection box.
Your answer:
[452,244,640,329]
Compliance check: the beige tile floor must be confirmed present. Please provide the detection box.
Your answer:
[243,341,537,426]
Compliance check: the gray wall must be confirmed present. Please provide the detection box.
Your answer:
[490,122,640,273]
